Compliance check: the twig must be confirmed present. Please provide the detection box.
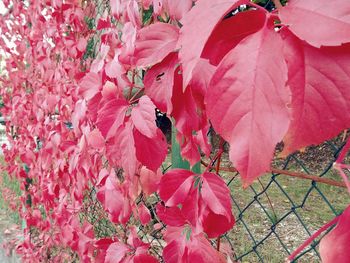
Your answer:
[334,163,350,194]
[257,178,277,221]
[200,160,347,188]
[271,168,346,188]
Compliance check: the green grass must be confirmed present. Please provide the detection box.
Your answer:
[0,170,22,224]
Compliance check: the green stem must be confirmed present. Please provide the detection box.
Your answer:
[171,124,201,174]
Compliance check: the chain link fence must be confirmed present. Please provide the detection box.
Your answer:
[222,137,348,262]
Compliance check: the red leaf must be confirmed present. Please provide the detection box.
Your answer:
[178,136,201,166]
[95,238,114,262]
[172,60,214,163]
[133,22,179,68]
[281,30,350,155]
[131,95,157,138]
[134,129,167,171]
[133,254,158,263]
[320,206,350,263]
[178,0,249,87]
[199,173,235,238]
[201,172,232,220]
[202,210,235,238]
[79,72,102,100]
[171,63,208,137]
[105,242,129,263]
[159,169,194,206]
[181,187,200,228]
[206,23,290,187]
[279,0,350,47]
[194,126,211,157]
[156,203,187,227]
[202,9,266,66]
[97,19,111,30]
[144,52,178,113]
[97,97,128,140]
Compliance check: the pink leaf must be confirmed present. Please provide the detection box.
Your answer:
[138,203,151,225]
[163,230,226,263]
[139,166,162,196]
[105,52,129,89]
[87,92,102,123]
[112,122,137,177]
[279,0,350,47]
[178,0,249,87]
[163,0,193,21]
[163,239,185,263]
[159,169,194,207]
[96,97,128,140]
[131,95,157,138]
[86,129,104,150]
[71,99,87,136]
[79,72,102,100]
[105,242,129,263]
[206,23,290,187]
[133,22,179,68]
[187,234,227,263]
[281,30,350,155]
[144,52,178,113]
[141,0,152,9]
[97,175,131,224]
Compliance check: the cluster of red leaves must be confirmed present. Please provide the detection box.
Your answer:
[0,0,349,262]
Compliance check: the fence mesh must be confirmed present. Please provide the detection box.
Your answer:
[217,137,349,262]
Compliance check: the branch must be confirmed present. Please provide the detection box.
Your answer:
[200,160,347,188]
